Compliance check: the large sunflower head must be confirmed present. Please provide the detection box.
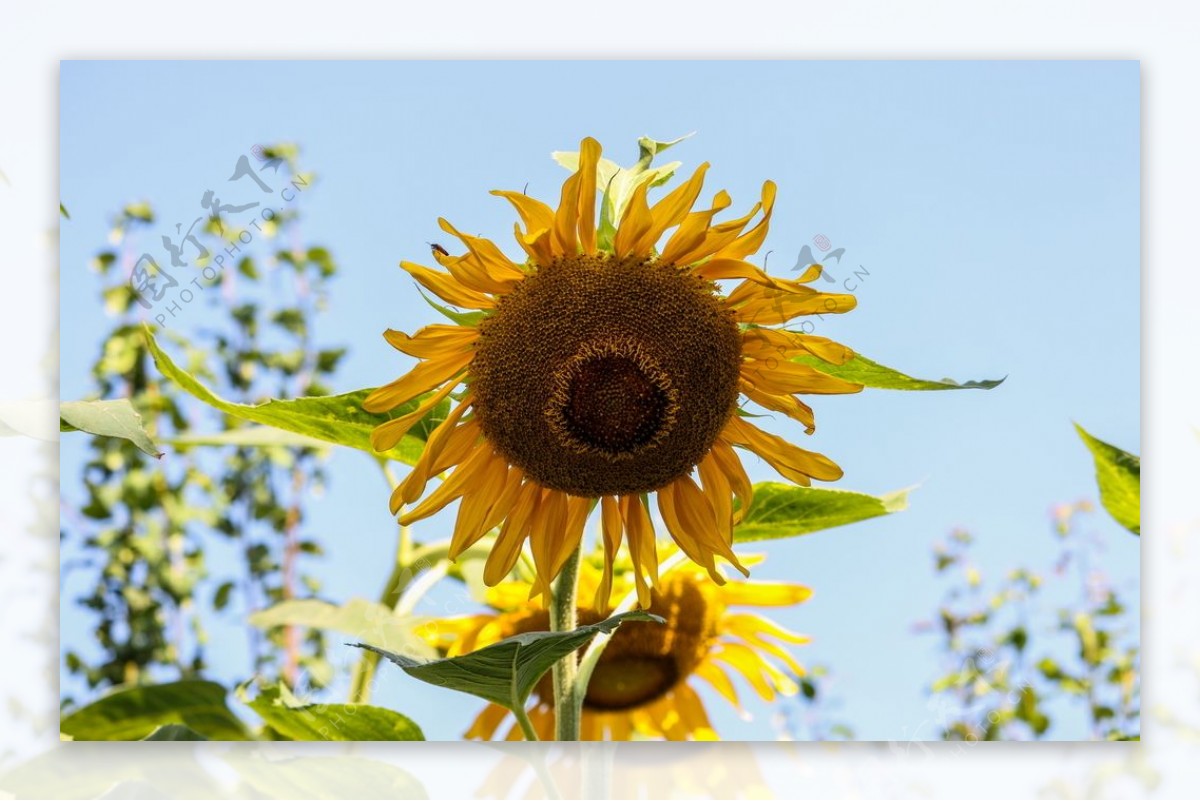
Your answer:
[366,136,861,601]
[422,554,813,741]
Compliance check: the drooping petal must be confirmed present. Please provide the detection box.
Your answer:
[596,495,624,611]
[448,453,514,558]
[363,349,473,413]
[723,416,843,485]
[713,180,777,261]
[658,190,732,264]
[718,580,813,607]
[738,378,817,434]
[709,438,753,524]
[383,324,478,359]
[620,494,659,607]
[370,379,460,452]
[483,481,539,586]
[657,475,749,582]
[740,359,863,396]
[390,401,476,512]
[399,261,496,310]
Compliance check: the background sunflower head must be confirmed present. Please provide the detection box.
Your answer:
[367,136,862,601]
[421,554,813,741]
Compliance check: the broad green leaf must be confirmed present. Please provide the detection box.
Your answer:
[144,324,445,465]
[356,610,663,712]
[1075,424,1140,536]
[246,684,423,741]
[60,398,162,457]
[733,482,910,542]
[795,352,1004,391]
[168,426,332,450]
[249,598,435,659]
[60,680,251,741]
[142,724,208,741]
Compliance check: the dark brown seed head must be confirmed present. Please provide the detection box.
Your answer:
[470,254,742,496]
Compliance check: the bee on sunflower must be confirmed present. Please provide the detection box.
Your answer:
[366,136,861,604]
[421,553,812,741]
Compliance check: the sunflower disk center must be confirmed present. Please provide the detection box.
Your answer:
[556,344,674,456]
[471,254,742,497]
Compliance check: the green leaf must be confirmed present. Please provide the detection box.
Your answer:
[246,684,423,741]
[794,352,1005,391]
[1075,424,1140,536]
[141,724,209,741]
[249,598,435,659]
[60,680,251,741]
[733,482,910,542]
[59,202,70,219]
[355,610,663,712]
[60,398,162,457]
[143,325,445,465]
[167,426,333,450]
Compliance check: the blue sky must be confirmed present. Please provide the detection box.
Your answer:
[59,61,1140,741]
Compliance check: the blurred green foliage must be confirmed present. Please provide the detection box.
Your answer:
[62,145,344,700]
[921,502,1139,741]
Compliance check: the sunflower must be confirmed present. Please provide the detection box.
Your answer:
[421,555,812,741]
[366,136,861,602]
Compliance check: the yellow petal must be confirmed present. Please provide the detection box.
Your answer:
[490,190,557,240]
[383,324,478,359]
[730,284,857,326]
[709,438,753,524]
[595,495,624,611]
[723,416,843,485]
[718,580,813,607]
[391,400,475,511]
[526,489,569,599]
[640,162,710,252]
[437,218,525,293]
[577,138,601,255]
[697,449,734,542]
[612,178,653,258]
[483,481,539,586]
[513,224,554,266]
[399,443,495,526]
[711,643,781,701]
[620,494,659,607]
[714,180,777,261]
[399,261,495,310]
[478,465,528,536]
[449,453,512,558]
[694,660,743,712]
[657,475,748,582]
[658,190,732,264]
[370,379,460,452]
[554,168,582,256]
[363,349,473,413]
[740,359,863,396]
[738,378,816,434]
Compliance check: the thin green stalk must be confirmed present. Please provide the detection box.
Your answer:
[512,703,541,742]
[550,546,583,741]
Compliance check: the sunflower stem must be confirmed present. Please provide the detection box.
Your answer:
[550,546,583,741]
